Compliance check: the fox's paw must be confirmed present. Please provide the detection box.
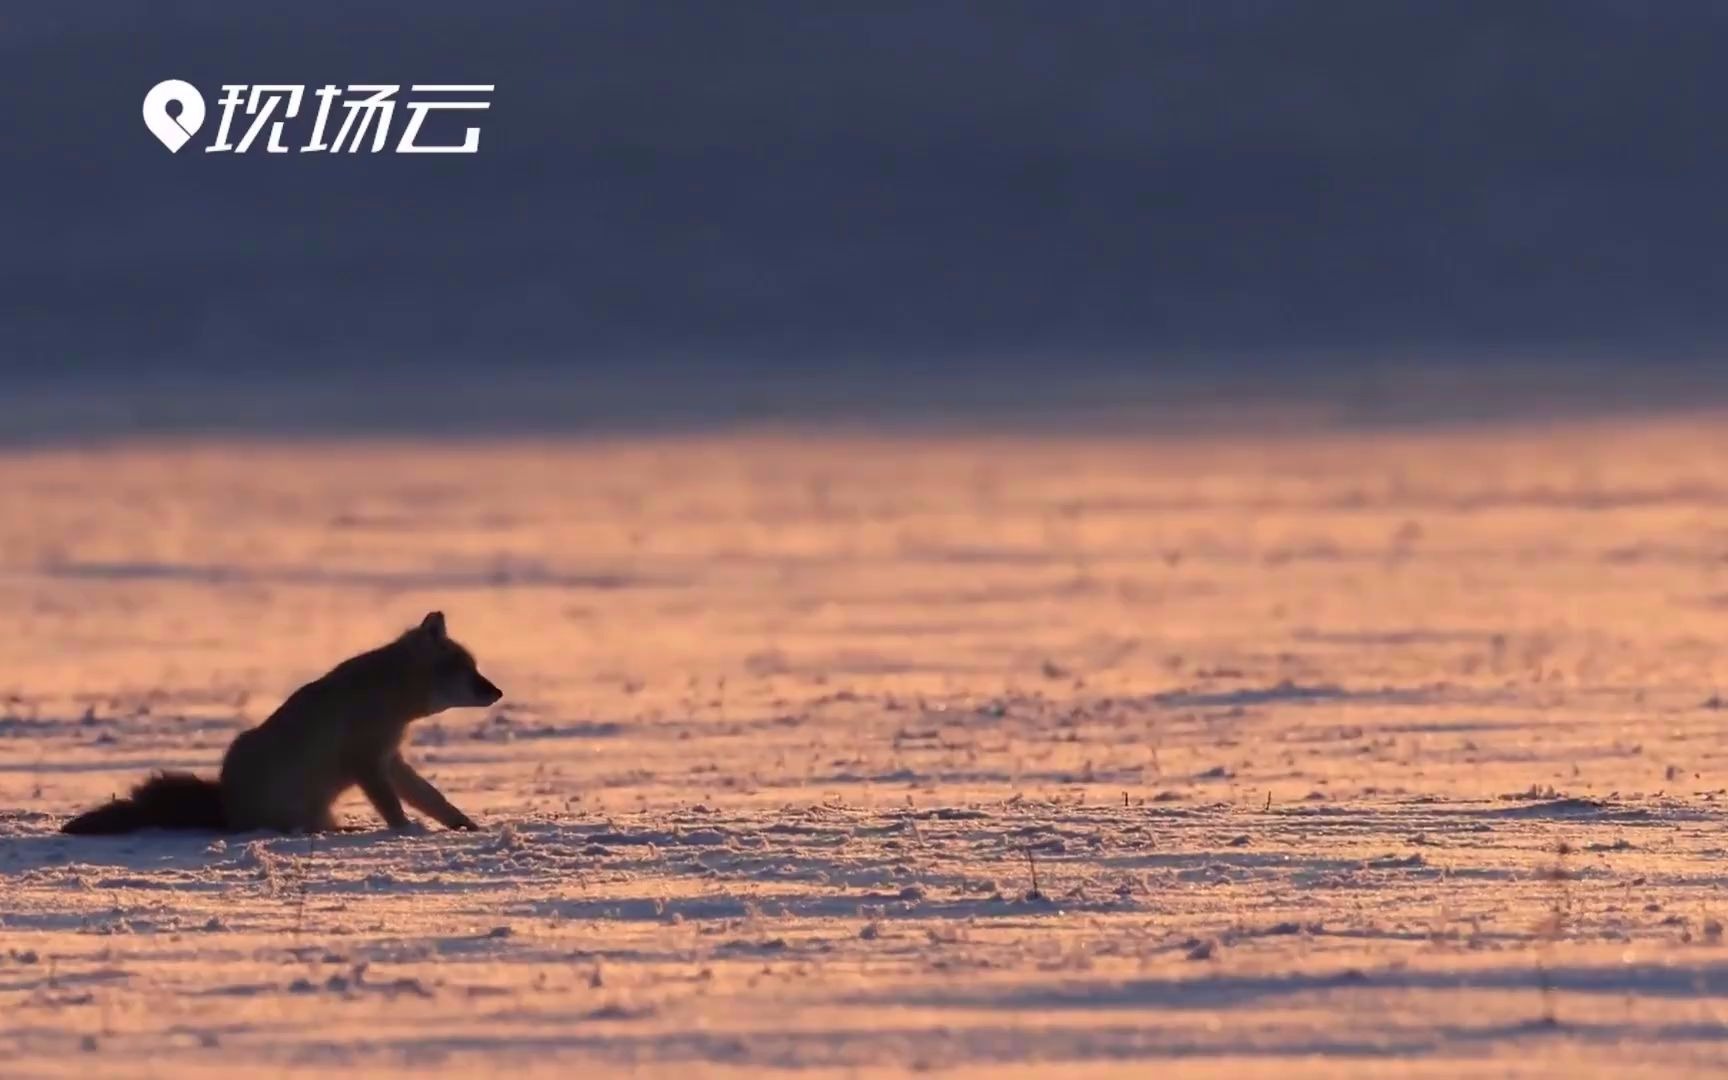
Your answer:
[447,815,479,832]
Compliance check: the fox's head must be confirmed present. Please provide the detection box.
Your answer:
[410,611,504,714]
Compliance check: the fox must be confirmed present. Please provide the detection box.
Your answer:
[61,611,502,835]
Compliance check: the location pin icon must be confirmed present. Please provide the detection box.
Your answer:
[142,80,206,152]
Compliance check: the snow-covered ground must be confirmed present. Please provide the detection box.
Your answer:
[7,413,1728,1076]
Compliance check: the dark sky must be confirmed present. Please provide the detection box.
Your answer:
[5,2,1728,382]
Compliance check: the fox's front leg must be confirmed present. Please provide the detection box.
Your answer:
[356,763,411,830]
[388,754,478,831]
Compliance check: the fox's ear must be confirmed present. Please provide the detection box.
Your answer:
[420,611,447,641]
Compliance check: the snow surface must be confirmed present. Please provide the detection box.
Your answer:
[6,416,1728,1076]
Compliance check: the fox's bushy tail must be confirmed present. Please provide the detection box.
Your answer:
[61,771,226,835]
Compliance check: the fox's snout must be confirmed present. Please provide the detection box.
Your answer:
[471,672,503,706]
[427,666,502,713]
[436,666,502,710]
